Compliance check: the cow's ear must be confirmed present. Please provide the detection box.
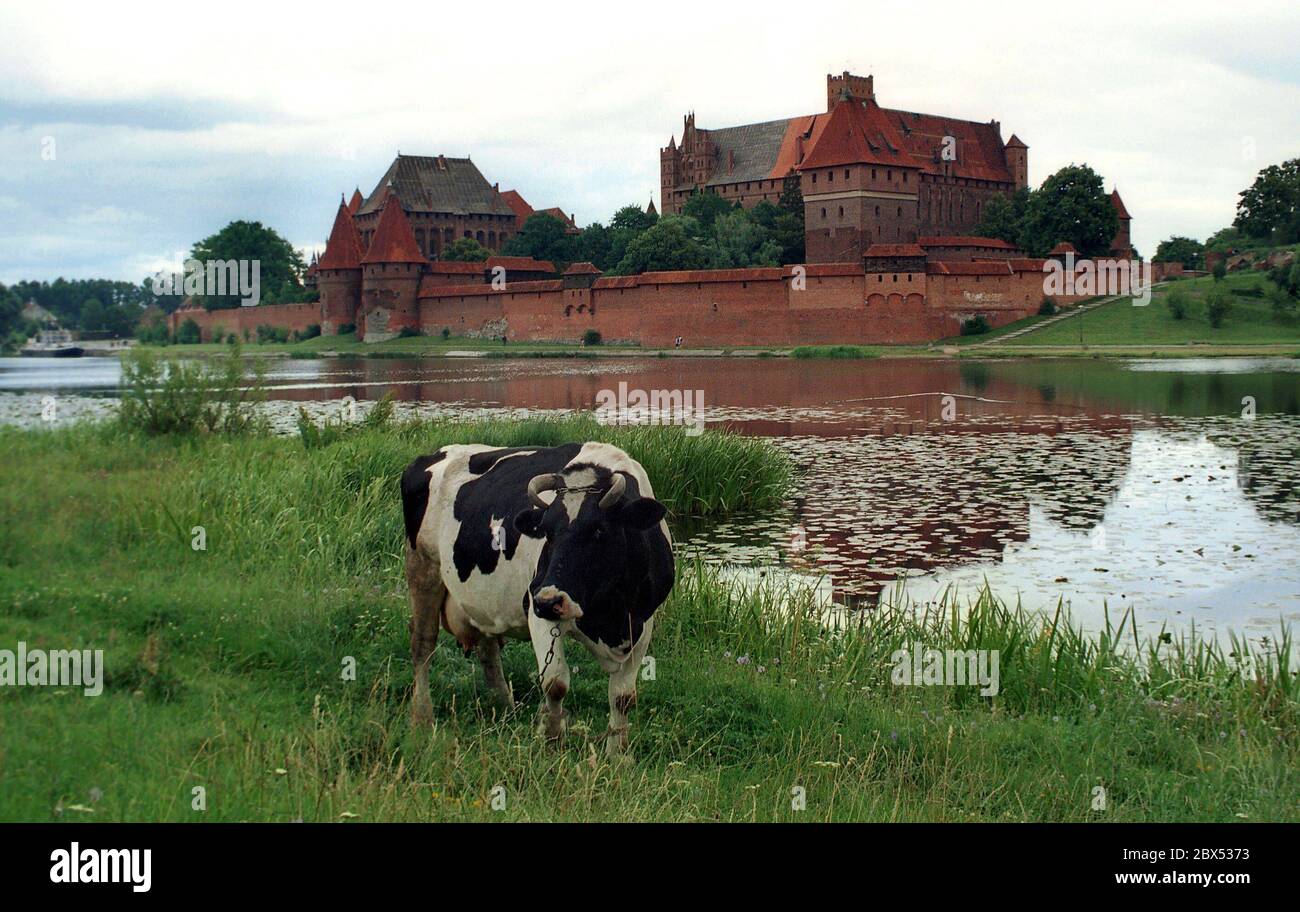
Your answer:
[618,497,666,531]
[514,507,547,539]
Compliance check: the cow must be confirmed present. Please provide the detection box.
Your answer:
[399,441,674,758]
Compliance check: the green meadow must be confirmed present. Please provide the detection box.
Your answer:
[0,406,1295,822]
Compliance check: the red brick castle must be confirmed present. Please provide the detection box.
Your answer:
[662,72,1032,262]
[170,72,1136,347]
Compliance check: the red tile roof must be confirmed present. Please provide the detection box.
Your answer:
[864,243,926,257]
[919,235,1018,249]
[500,189,534,226]
[563,262,602,275]
[317,202,365,270]
[347,189,363,215]
[1005,134,1027,149]
[427,261,485,274]
[486,255,556,273]
[927,261,1014,276]
[361,194,426,265]
[1110,189,1131,220]
[1048,242,1078,255]
[797,98,909,170]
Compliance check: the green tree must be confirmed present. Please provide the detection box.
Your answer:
[682,191,734,231]
[501,213,576,267]
[80,298,105,330]
[773,174,806,264]
[1019,164,1119,257]
[1233,158,1300,242]
[609,205,658,233]
[189,221,307,310]
[1205,286,1231,327]
[1212,259,1227,281]
[1153,236,1205,269]
[1165,286,1189,320]
[612,215,709,274]
[709,209,780,268]
[441,237,490,262]
[975,187,1030,245]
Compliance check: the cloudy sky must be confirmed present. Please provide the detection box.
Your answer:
[1,0,1297,285]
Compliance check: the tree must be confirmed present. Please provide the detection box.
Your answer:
[1153,236,1205,270]
[612,215,709,274]
[1019,164,1118,257]
[609,205,658,233]
[682,191,734,231]
[1233,158,1300,242]
[502,213,576,267]
[1205,286,1231,327]
[1212,259,1227,281]
[189,221,307,310]
[441,237,490,262]
[975,188,1030,246]
[176,318,202,344]
[772,174,806,264]
[709,209,780,268]
[1165,286,1189,320]
[79,298,105,330]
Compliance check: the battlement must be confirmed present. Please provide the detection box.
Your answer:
[827,71,874,109]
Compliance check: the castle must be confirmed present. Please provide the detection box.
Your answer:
[169,72,1136,347]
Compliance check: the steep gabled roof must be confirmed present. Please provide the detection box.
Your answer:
[357,155,516,218]
[347,188,363,215]
[361,194,426,265]
[500,189,534,225]
[317,202,365,270]
[797,99,909,170]
[1005,134,1027,149]
[1110,189,1131,220]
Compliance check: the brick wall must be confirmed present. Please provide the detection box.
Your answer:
[167,301,322,342]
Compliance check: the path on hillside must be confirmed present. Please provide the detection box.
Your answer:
[966,293,1129,348]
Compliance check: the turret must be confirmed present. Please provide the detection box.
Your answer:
[316,197,365,335]
[359,192,426,342]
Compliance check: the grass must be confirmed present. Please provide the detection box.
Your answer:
[791,345,881,359]
[1001,273,1300,348]
[0,418,1296,821]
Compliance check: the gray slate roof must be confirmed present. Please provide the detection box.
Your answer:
[358,155,515,218]
[690,117,791,189]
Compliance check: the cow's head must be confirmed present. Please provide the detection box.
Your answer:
[514,468,666,622]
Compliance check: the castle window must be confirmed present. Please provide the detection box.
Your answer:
[872,168,877,179]
[828,172,834,182]
[887,170,892,180]
[875,206,880,216]
[821,208,826,219]
[844,169,850,179]
[897,207,902,217]
[838,206,844,218]
[812,173,817,184]
[903,172,908,183]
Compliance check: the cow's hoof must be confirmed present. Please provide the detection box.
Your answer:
[605,728,632,763]
[537,711,567,744]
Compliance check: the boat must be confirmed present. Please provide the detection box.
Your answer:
[20,328,84,358]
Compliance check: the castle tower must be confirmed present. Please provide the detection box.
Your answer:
[316,198,365,335]
[798,94,920,262]
[1109,189,1132,256]
[1004,134,1028,191]
[359,192,426,342]
[347,188,364,215]
[826,71,874,110]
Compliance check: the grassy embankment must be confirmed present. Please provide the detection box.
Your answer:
[969,272,1300,357]
[1,405,1296,822]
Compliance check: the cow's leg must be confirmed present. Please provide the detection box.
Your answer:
[527,607,570,743]
[406,546,444,728]
[476,635,513,707]
[606,616,654,759]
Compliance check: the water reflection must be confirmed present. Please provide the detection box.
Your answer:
[3,353,1298,640]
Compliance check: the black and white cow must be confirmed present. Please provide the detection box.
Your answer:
[400,442,674,757]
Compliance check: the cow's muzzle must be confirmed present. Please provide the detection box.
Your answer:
[532,586,583,620]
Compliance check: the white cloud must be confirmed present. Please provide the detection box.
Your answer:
[1,0,1298,278]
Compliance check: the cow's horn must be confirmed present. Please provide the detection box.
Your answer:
[599,472,626,510]
[527,473,561,508]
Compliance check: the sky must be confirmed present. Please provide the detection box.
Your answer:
[1,0,1298,285]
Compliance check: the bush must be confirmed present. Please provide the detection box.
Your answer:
[1165,286,1189,320]
[1212,260,1227,281]
[397,327,421,339]
[256,324,290,344]
[582,329,603,346]
[1205,287,1231,328]
[960,315,991,336]
[1038,297,1057,316]
[338,323,356,336]
[440,327,451,340]
[300,324,321,340]
[117,342,267,436]
[175,319,202,345]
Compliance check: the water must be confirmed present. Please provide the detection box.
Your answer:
[4,353,1299,644]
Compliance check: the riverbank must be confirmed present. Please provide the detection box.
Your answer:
[1,418,1294,821]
